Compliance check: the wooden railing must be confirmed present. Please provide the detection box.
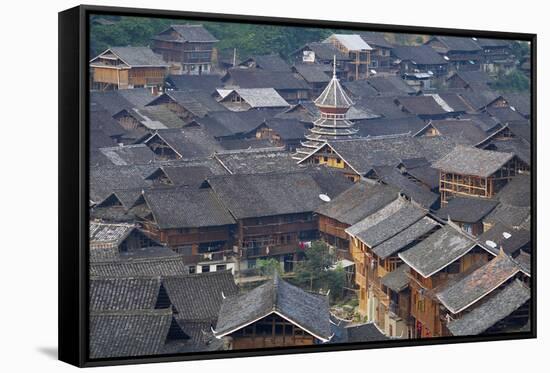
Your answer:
[242,221,317,236]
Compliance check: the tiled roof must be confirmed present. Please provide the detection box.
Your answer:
[293,63,332,84]
[446,279,530,336]
[325,34,373,51]
[437,252,522,313]
[320,135,429,175]
[99,144,156,166]
[433,145,514,177]
[380,265,410,293]
[224,88,290,108]
[373,166,440,208]
[89,276,162,311]
[145,128,223,159]
[367,76,416,96]
[241,54,292,72]
[316,181,399,226]
[166,74,223,92]
[357,31,394,49]
[163,271,238,322]
[89,222,135,248]
[90,254,187,277]
[105,47,168,67]
[223,68,311,91]
[392,45,448,65]
[478,222,530,257]
[350,201,427,248]
[430,36,482,52]
[155,24,218,43]
[399,224,482,278]
[293,42,351,61]
[372,216,439,259]
[214,148,303,174]
[214,274,332,341]
[89,308,174,358]
[345,322,389,342]
[434,197,498,223]
[207,170,352,219]
[144,186,236,229]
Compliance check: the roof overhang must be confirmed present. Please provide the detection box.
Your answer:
[213,309,332,343]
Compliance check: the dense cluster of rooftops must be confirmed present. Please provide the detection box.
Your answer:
[88,23,531,358]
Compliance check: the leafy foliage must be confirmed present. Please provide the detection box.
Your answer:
[510,41,530,61]
[89,15,333,60]
[493,69,530,93]
[292,241,346,302]
[257,258,282,277]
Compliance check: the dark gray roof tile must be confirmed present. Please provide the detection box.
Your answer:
[446,280,530,336]
[437,252,521,313]
[144,186,236,229]
[399,224,481,277]
[163,270,238,322]
[90,308,174,358]
[214,274,331,340]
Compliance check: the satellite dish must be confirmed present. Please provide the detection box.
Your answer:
[485,240,497,248]
[503,232,512,239]
[319,194,331,202]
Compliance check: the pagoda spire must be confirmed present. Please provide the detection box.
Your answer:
[313,55,354,109]
[292,55,358,162]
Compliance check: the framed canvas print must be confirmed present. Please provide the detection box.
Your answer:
[58,4,536,367]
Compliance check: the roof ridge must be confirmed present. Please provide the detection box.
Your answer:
[272,272,280,310]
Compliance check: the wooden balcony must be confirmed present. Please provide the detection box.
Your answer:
[165,230,231,246]
[243,244,301,258]
[319,224,348,240]
[242,221,317,236]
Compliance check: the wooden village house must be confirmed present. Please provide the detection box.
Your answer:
[425,36,483,72]
[138,187,238,274]
[324,34,374,81]
[205,171,351,274]
[357,32,394,74]
[289,42,351,77]
[398,223,496,337]
[151,24,219,75]
[345,197,437,337]
[213,273,332,348]
[433,145,528,204]
[316,181,399,258]
[90,47,169,91]
[436,250,531,336]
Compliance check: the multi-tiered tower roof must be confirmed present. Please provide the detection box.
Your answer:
[293,57,358,161]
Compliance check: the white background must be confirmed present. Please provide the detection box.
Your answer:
[0,0,547,370]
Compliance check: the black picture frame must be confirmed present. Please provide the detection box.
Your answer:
[59,4,537,367]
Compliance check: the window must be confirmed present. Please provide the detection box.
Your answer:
[323,156,328,162]
[188,266,196,274]
[336,158,341,164]
[201,265,210,273]
[216,264,227,271]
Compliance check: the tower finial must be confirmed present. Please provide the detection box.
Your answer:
[333,55,336,78]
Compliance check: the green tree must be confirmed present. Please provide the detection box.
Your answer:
[89,16,334,60]
[493,69,530,93]
[293,241,346,301]
[257,258,281,277]
[510,40,530,61]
